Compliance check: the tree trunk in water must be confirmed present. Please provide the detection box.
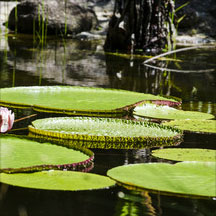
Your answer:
[104,0,175,54]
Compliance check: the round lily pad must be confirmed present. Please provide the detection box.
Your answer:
[0,135,93,173]
[162,119,216,134]
[28,117,183,146]
[0,171,115,191]
[107,162,216,198]
[152,148,216,162]
[133,103,214,120]
[0,86,178,116]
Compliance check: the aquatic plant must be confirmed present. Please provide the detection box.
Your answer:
[152,148,216,162]
[0,170,115,191]
[0,107,14,133]
[28,117,183,146]
[162,119,216,134]
[0,135,94,173]
[107,162,216,198]
[133,102,214,120]
[0,86,178,116]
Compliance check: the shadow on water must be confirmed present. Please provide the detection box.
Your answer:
[0,6,216,215]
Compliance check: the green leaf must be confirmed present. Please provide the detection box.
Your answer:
[28,117,183,146]
[133,103,214,120]
[0,86,178,116]
[152,148,216,162]
[0,135,93,173]
[107,162,216,198]
[0,171,115,191]
[162,119,216,134]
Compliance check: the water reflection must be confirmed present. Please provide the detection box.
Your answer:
[5,35,108,86]
[0,34,215,107]
[115,189,216,216]
[0,183,118,216]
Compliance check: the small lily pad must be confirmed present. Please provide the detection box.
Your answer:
[107,162,216,198]
[152,148,216,162]
[28,117,183,146]
[0,86,178,116]
[0,135,93,173]
[162,119,216,134]
[133,103,214,120]
[0,171,115,191]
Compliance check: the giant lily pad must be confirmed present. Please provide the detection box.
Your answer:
[0,135,94,173]
[28,117,183,146]
[0,171,115,191]
[133,103,214,120]
[0,86,178,116]
[152,148,216,162]
[29,133,179,149]
[162,119,216,134]
[107,162,216,198]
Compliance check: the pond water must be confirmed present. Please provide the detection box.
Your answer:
[0,1,216,216]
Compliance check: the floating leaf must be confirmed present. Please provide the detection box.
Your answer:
[152,148,216,162]
[0,171,115,191]
[107,162,216,198]
[29,132,179,149]
[133,103,214,120]
[28,117,183,146]
[162,119,216,134]
[0,86,178,116]
[0,135,93,173]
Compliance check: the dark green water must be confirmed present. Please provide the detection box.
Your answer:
[1,8,216,216]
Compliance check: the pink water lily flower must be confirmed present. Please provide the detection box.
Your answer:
[0,107,15,133]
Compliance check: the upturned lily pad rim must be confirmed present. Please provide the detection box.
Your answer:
[0,135,94,174]
[0,86,180,116]
[28,117,183,145]
[28,132,180,149]
[0,171,116,191]
[107,162,216,199]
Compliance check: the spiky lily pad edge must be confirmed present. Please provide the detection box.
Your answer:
[0,135,94,174]
[28,132,181,149]
[28,118,183,146]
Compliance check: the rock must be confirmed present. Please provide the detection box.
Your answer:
[75,31,103,40]
[175,0,216,38]
[7,0,98,35]
[176,34,216,45]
